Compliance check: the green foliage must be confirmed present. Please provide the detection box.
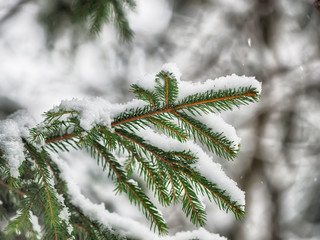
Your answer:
[173,111,238,160]
[0,68,260,239]
[39,0,135,41]
[155,71,179,107]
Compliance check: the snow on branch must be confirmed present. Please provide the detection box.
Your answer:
[135,128,245,207]
[0,110,35,178]
[52,154,227,240]
[178,73,262,100]
[0,63,261,239]
[51,154,157,240]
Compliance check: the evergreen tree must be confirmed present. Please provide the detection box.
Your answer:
[39,0,136,41]
[0,65,261,239]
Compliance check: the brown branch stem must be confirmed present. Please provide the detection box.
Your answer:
[0,180,27,197]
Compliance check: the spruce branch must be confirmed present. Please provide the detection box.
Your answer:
[178,168,245,219]
[173,168,207,226]
[44,153,124,240]
[89,138,168,233]
[40,0,136,41]
[147,116,189,142]
[172,111,238,160]
[175,87,259,114]
[117,140,170,205]
[24,143,59,240]
[0,66,261,239]
[0,179,26,197]
[155,71,179,108]
[131,84,158,110]
[111,88,259,128]
[5,186,42,238]
[115,130,172,203]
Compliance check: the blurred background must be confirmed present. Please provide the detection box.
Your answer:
[0,0,320,239]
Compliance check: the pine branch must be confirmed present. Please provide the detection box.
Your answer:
[45,154,124,240]
[178,168,245,219]
[176,87,259,113]
[117,140,169,205]
[155,71,179,108]
[5,192,41,239]
[72,205,125,240]
[45,133,76,144]
[29,69,259,227]
[89,139,168,234]
[90,140,126,180]
[0,66,261,239]
[147,116,189,142]
[14,187,42,231]
[24,143,63,240]
[111,90,258,128]
[131,84,159,110]
[172,111,238,160]
[115,129,173,166]
[40,0,136,41]
[120,180,168,234]
[109,0,135,41]
[0,180,26,197]
[173,168,206,226]
[114,128,235,224]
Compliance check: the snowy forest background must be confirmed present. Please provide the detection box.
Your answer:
[0,0,320,239]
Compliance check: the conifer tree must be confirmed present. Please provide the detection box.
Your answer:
[39,0,136,41]
[0,64,261,239]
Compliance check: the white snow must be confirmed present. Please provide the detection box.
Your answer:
[194,145,245,206]
[178,74,262,100]
[51,98,114,131]
[111,99,149,118]
[59,206,73,234]
[194,113,241,150]
[161,63,182,81]
[7,110,36,138]
[0,120,25,178]
[133,63,182,92]
[161,227,227,240]
[128,0,172,35]
[0,110,36,178]
[30,211,41,238]
[50,97,154,131]
[55,190,73,235]
[135,72,158,91]
[59,205,71,222]
[135,128,245,206]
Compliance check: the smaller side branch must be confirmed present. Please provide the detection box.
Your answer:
[91,142,123,180]
[172,111,233,154]
[118,141,167,203]
[165,76,169,108]
[115,130,172,166]
[135,90,156,110]
[45,133,76,144]
[0,180,26,197]
[173,169,204,225]
[148,117,187,140]
[181,170,244,217]
[16,187,42,230]
[175,92,257,110]
[24,144,58,240]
